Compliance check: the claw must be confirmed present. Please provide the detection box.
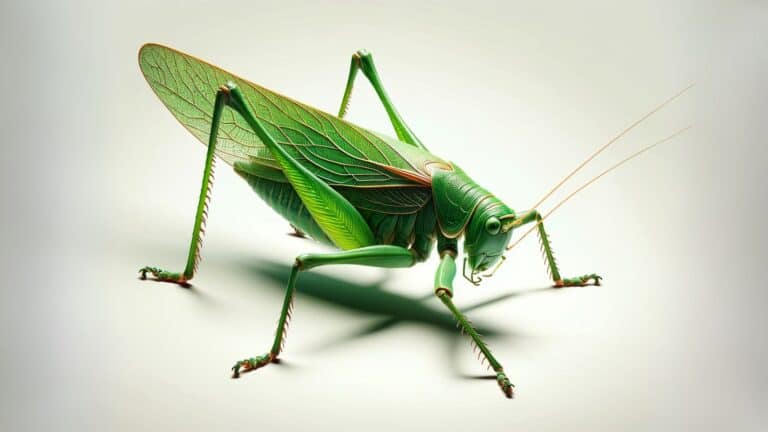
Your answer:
[231,354,273,378]
[138,266,188,286]
[496,371,515,398]
[231,362,243,379]
[555,273,602,288]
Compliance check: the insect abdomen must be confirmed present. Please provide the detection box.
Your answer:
[359,200,436,261]
[238,172,332,244]
[238,166,437,260]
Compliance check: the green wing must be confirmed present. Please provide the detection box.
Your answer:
[235,162,433,215]
[138,43,441,189]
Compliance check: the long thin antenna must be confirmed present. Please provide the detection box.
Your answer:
[528,83,694,212]
[506,124,692,252]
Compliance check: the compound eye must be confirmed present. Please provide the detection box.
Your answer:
[485,216,501,235]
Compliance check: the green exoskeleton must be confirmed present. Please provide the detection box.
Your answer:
[137,44,690,398]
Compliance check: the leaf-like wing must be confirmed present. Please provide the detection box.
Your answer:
[139,44,438,188]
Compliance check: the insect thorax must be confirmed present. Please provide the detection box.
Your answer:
[431,164,513,239]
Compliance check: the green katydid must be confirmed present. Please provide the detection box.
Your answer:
[137,44,691,398]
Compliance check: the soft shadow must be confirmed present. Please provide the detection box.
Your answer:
[131,227,563,386]
[246,260,498,333]
[461,374,498,380]
[241,259,556,355]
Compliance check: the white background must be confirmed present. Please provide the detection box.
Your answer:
[1,1,766,430]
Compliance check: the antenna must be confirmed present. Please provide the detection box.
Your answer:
[528,83,694,213]
[506,125,692,252]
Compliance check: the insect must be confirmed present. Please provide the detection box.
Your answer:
[137,44,690,398]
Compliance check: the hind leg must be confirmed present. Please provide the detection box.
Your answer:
[337,49,426,150]
[139,86,229,285]
[231,245,417,377]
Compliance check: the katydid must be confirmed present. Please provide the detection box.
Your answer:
[137,44,690,398]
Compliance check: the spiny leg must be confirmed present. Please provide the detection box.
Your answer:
[515,210,601,287]
[434,251,514,398]
[231,262,298,376]
[232,245,418,377]
[223,79,404,376]
[139,86,228,285]
[337,49,426,150]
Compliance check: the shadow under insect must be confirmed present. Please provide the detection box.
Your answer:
[240,259,553,364]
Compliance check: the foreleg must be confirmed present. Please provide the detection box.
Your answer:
[514,210,602,287]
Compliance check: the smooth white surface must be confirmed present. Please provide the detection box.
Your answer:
[1,1,766,430]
